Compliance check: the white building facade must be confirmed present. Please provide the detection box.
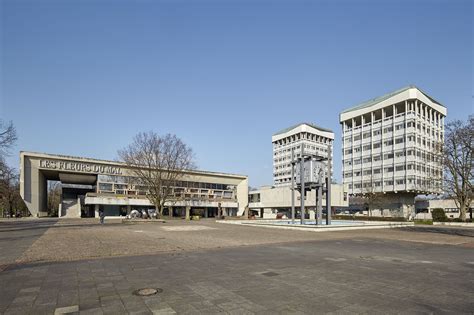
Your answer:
[340,86,447,216]
[248,184,348,219]
[272,123,334,187]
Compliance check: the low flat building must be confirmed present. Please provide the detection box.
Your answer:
[20,152,248,218]
[415,198,473,220]
[248,184,348,218]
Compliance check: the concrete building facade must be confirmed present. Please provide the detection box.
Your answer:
[248,184,348,219]
[272,123,334,187]
[20,152,248,218]
[415,198,473,220]
[340,86,447,217]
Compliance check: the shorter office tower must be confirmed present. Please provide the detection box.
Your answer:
[340,86,447,217]
[272,123,334,187]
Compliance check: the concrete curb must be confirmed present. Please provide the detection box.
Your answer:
[433,222,474,227]
[122,219,166,224]
[216,220,414,232]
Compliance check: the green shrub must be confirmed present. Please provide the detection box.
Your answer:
[431,208,447,222]
[414,219,433,225]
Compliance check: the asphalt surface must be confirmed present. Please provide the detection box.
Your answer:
[0,219,473,314]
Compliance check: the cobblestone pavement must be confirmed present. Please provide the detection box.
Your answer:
[0,219,473,314]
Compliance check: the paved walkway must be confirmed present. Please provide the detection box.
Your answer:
[0,219,473,314]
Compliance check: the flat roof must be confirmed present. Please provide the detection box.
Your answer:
[341,85,445,114]
[273,122,333,136]
[20,151,248,179]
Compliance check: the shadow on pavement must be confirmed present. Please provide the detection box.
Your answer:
[399,226,474,238]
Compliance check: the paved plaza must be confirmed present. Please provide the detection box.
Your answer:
[0,219,473,314]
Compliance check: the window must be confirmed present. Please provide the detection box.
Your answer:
[373,130,381,136]
[395,151,405,158]
[395,137,404,144]
[395,165,405,171]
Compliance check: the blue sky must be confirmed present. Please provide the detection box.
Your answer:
[1,0,472,187]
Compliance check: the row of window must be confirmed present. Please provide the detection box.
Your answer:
[273,132,332,147]
[349,178,442,189]
[343,163,442,178]
[343,111,444,132]
[274,143,330,156]
[344,148,443,166]
[344,121,443,142]
[97,175,235,191]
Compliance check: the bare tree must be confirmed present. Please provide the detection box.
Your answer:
[47,181,62,217]
[443,117,473,221]
[0,120,18,158]
[359,172,385,217]
[0,121,22,217]
[0,164,25,217]
[118,131,195,218]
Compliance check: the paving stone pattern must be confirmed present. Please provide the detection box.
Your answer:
[0,219,473,314]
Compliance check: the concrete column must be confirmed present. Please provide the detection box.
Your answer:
[76,197,82,218]
[316,186,322,225]
[351,118,355,193]
[392,104,396,189]
[126,205,131,215]
[404,100,408,191]
[185,206,191,220]
[204,208,208,218]
[94,204,99,218]
[381,108,385,192]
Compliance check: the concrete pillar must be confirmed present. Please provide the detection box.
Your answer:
[76,196,82,218]
[204,208,208,218]
[185,206,191,220]
[169,207,173,218]
[94,204,99,218]
[126,205,131,215]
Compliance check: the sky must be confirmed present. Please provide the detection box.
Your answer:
[1,0,472,187]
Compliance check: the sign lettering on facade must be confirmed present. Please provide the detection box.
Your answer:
[39,159,123,175]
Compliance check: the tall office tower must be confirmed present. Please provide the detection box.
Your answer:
[272,123,334,187]
[340,86,447,216]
